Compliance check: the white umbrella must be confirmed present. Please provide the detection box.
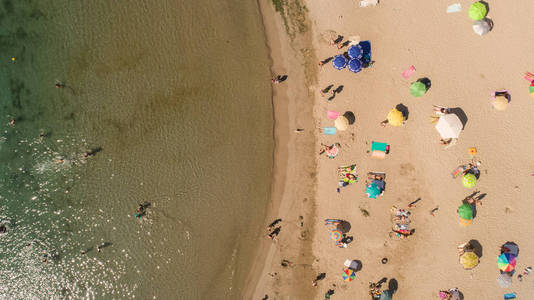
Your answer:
[435,114,462,139]
[473,20,491,36]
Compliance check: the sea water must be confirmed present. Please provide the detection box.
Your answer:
[0,0,273,298]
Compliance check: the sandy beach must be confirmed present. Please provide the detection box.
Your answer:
[247,0,534,299]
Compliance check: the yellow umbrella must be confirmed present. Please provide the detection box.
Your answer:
[460,252,479,269]
[387,109,405,126]
[493,95,508,111]
[335,116,349,131]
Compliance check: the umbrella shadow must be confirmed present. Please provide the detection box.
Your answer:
[395,103,409,121]
[501,241,519,256]
[350,259,362,272]
[343,111,355,125]
[417,77,431,91]
[388,278,399,294]
[449,107,468,129]
[468,239,483,258]
[333,35,343,44]
[484,17,494,32]
[480,1,490,15]
[337,220,351,233]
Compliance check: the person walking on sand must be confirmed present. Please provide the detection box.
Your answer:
[267,227,281,240]
[267,218,282,230]
[312,272,326,287]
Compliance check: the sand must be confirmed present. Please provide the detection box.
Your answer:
[247,0,534,299]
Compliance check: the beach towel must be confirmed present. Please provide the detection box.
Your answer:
[323,127,337,135]
[446,3,461,13]
[402,65,416,79]
[451,165,466,178]
[360,0,378,7]
[371,141,388,159]
[327,110,341,120]
[504,293,516,299]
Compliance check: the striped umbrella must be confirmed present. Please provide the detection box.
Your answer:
[331,229,342,241]
[462,173,477,188]
[342,268,356,282]
[529,82,534,97]
[498,253,517,272]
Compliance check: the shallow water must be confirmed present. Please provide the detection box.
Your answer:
[0,0,272,298]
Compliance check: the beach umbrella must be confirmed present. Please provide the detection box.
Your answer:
[331,229,343,241]
[366,182,381,199]
[462,173,477,188]
[458,203,473,220]
[386,109,405,127]
[529,82,534,97]
[410,81,427,97]
[468,2,487,21]
[460,252,479,269]
[458,203,473,225]
[335,116,349,131]
[497,272,513,288]
[498,253,517,272]
[473,19,491,36]
[493,95,508,111]
[435,114,462,139]
[342,268,356,282]
[348,59,362,73]
[348,44,363,59]
[333,55,348,70]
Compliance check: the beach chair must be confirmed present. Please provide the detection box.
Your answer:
[371,141,389,159]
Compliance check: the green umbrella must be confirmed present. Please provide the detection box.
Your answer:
[458,203,473,220]
[462,173,477,188]
[469,2,487,21]
[410,81,427,97]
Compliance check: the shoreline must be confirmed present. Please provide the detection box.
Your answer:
[242,0,319,298]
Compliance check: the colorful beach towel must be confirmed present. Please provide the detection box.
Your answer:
[328,110,341,120]
[323,127,337,135]
[402,65,416,79]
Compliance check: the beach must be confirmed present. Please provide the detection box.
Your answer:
[249,0,534,299]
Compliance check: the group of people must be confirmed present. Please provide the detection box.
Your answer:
[390,207,414,239]
[266,218,282,240]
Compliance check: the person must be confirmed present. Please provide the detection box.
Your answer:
[433,105,451,114]
[379,119,389,127]
[281,259,293,267]
[312,272,326,287]
[8,118,14,126]
[336,236,353,248]
[55,81,65,88]
[267,218,282,230]
[324,289,334,299]
[267,227,280,240]
[136,204,147,219]
[440,138,452,145]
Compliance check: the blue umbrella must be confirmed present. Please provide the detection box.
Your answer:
[332,55,348,70]
[348,44,362,59]
[348,59,362,73]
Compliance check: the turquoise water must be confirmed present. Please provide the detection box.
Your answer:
[0,0,273,298]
